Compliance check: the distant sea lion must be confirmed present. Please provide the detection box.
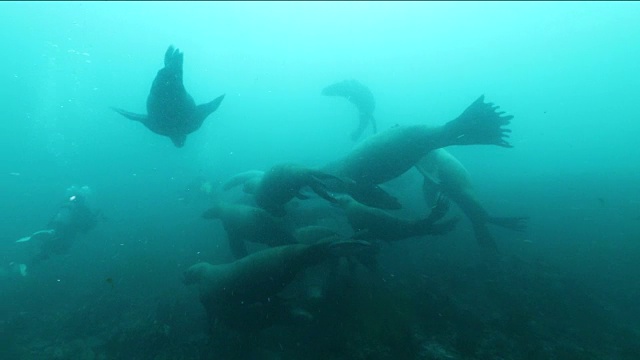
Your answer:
[322,95,513,209]
[183,239,371,332]
[416,148,528,250]
[112,45,225,147]
[322,79,376,141]
[202,202,296,259]
[335,195,458,242]
[253,163,345,217]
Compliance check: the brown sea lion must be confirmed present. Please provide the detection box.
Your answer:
[322,79,377,141]
[112,45,225,147]
[335,194,458,242]
[183,239,371,332]
[322,95,513,209]
[202,202,296,259]
[253,163,345,217]
[416,148,528,250]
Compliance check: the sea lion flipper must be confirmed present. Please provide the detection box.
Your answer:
[473,222,498,251]
[308,182,338,204]
[164,45,183,71]
[110,107,148,123]
[194,94,226,125]
[347,183,402,210]
[351,113,374,141]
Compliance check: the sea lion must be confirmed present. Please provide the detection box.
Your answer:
[322,79,376,141]
[416,148,528,250]
[321,95,513,209]
[202,202,297,259]
[253,163,345,217]
[183,239,371,332]
[335,194,458,242]
[112,45,225,147]
[222,170,264,194]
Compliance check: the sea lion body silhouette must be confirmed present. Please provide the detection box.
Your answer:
[322,95,513,209]
[322,79,376,141]
[112,46,225,147]
[416,148,527,250]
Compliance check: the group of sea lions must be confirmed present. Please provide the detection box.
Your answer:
[112,45,527,333]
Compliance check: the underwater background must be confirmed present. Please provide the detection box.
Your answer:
[1,1,639,359]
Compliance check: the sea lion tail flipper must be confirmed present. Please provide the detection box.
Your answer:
[350,112,372,141]
[110,107,148,123]
[443,95,514,148]
[487,216,529,232]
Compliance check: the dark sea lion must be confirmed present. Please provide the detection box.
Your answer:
[322,95,513,209]
[183,239,371,332]
[335,195,458,242]
[202,202,296,259]
[253,163,345,217]
[416,148,528,250]
[322,79,376,141]
[112,45,225,147]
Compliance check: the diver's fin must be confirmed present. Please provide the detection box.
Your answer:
[16,229,55,243]
[15,236,31,243]
[110,107,148,123]
[443,95,513,148]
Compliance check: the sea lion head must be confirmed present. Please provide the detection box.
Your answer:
[201,204,223,219]
[183,262,209,285]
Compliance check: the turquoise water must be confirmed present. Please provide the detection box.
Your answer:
[1,2,639,359]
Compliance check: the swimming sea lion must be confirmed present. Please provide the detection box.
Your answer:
[335,194,458,242]
[253,163,345,217]
[183,239,371,331]
[112,45,225,147]
[322,79,376,141]
[322,95,513,209]
[416,148,528,250]
[222,170,264,194]
[202,202,296,259]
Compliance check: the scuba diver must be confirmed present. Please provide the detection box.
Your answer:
[15,185,100,270]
